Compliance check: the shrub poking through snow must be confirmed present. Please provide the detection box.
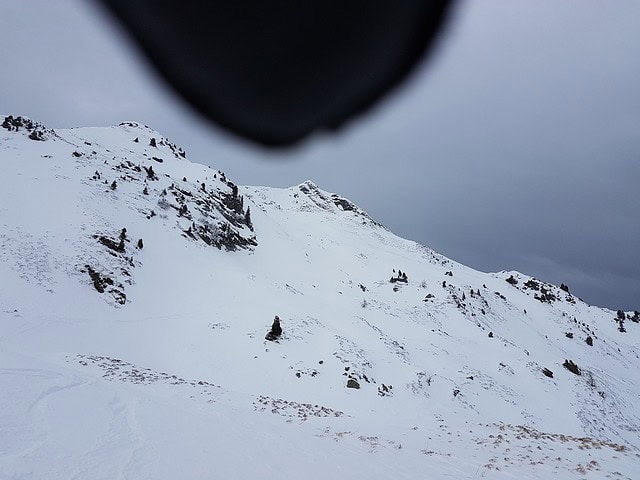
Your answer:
[377,384,393,396]
[144,165,158,180]
[390,270,408,283]
[615,310,627,332]
[245,206,253,230]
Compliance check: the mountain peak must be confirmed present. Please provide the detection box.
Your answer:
[296,179,382,227]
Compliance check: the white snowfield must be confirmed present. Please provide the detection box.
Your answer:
[1,116,638,479]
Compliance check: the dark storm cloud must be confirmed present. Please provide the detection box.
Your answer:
[1,0,638,310]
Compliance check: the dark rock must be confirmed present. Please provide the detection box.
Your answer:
[346,379,360,389]
[2,115,50,140]
[97,235,125,253]
[563,359,581,376]
[85,265,112,293]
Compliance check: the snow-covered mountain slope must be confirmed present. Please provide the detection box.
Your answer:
[1,115,638,479]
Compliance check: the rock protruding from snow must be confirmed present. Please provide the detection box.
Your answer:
[2,114,54,141]
[297,180,382,227]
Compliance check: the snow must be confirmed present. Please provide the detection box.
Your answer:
[1,116,639,479]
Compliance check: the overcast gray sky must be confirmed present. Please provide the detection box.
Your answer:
[1,1,638,311]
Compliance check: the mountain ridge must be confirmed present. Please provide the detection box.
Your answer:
[1,115,638,479]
